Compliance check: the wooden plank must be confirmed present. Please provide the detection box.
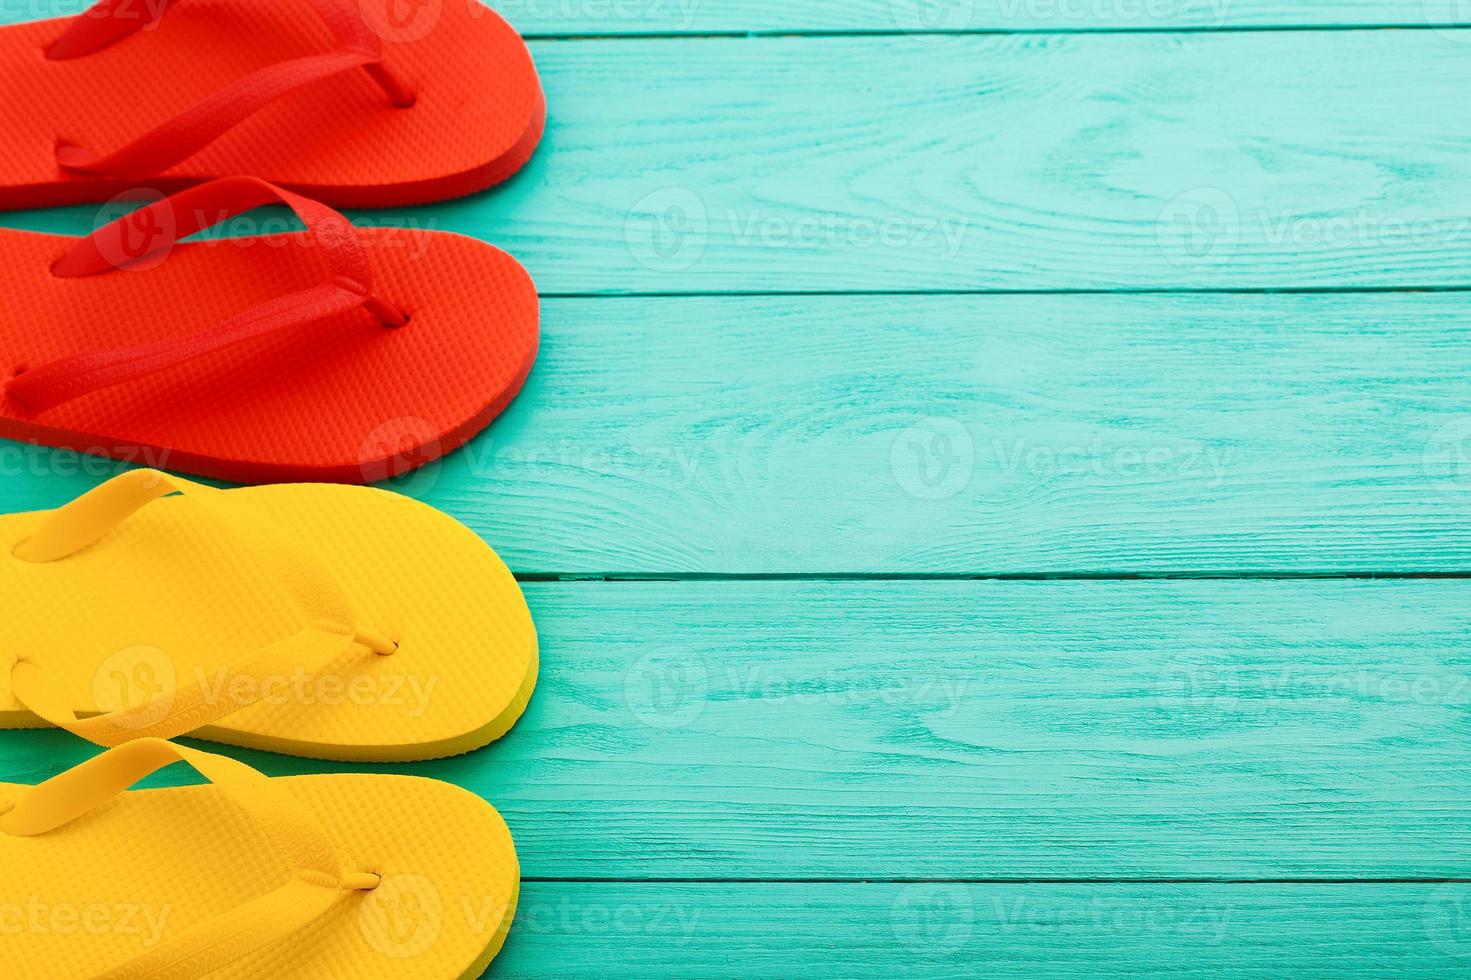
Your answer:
[445,292,1471,575]
[8,32,1471,293]
[6,580,1470,879]
[496,882,1471,977]
[2,292,1470,575]
[517,30,1471,292]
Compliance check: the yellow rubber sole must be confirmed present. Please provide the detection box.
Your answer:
[0,482,538,761]
[0,772,520,978]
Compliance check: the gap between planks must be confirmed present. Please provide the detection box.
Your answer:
[518,25,1471,41]
[512,572,1471,582]
[522,877,1471,885]
[536,286,1471,299]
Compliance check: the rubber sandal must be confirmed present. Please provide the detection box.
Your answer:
[0,468,539,761]
[1,738,520,978]
[0,175,539,484]
[0,0,544,209]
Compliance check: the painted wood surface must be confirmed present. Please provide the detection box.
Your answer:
[5,581,1468,880]
[2,292,1470,575]
[0,5,1463,976]
[497,882,1471,977]
[9,32,1471,294]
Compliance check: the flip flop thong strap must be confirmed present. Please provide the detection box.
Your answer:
[5,176,405,415]
[13,468,351,619]
[10,621,361,746]
[0,738,379,980]
[6,469,395,744]
[48,0,415,179]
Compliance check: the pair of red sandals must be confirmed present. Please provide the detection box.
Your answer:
[0,0,545,482]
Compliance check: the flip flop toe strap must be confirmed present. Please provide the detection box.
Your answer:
[5,176,405,416]
[48,0,416,180]
[7,469,397,745]
[0,739,380,979]
[9,621,361,746]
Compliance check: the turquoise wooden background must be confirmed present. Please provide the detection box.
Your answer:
[4,1,1471,974]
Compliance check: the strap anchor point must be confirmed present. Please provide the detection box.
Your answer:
[342,871,382,891]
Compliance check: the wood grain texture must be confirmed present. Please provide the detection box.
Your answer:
[513,30,1471,293]
[494,882,1471,977]
[5,580,1468,879]
[442,292,1471,574]
[0,10,1462,974]
[2,292,1469,575]
[9,32,1471,293]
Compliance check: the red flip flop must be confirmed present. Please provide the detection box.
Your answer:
[0,176,539,483]
[0,0,545,209]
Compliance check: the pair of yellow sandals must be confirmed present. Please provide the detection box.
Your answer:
[1,469,537,978]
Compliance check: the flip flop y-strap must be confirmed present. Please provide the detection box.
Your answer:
[0,737,381,980]
[8,468,399,745]
[5,176,406,415]
[49,0,415,180]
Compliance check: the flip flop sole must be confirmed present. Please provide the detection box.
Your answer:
[0,483,539,761]
[0,772,520,978]
[0,0,544,208]
[0,224,539,484]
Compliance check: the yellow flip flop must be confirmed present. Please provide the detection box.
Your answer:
[0,469,537,761]
[0,738,520,978]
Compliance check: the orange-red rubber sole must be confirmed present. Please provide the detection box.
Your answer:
[0,0,545,209]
